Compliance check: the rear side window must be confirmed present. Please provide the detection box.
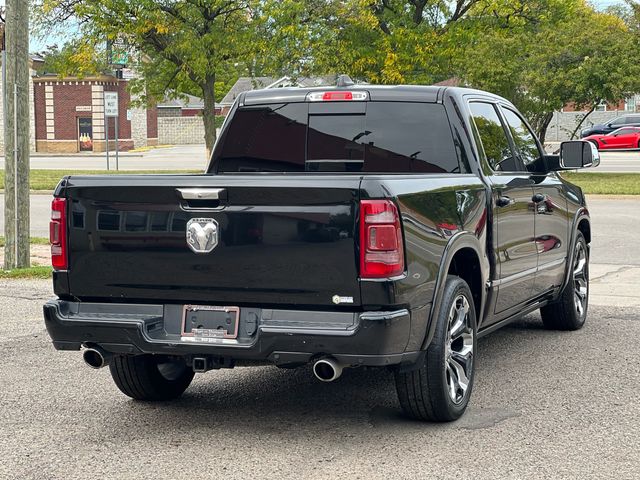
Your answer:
[214,102,460,174]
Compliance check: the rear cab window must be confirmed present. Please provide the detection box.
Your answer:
[211,100,462,174]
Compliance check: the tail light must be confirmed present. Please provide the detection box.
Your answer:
[50,198,68,270]
[359,200,405,278]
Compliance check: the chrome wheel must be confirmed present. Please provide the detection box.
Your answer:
[573,241,588,318]
[445,295,474,405]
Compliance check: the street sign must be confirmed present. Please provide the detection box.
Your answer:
[104,92,119,117]
[104,91,120,171]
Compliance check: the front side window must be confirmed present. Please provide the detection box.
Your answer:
[610,116,627,126]
[611,128,635,136]
[501,107,544,172]
[469,102,521,172]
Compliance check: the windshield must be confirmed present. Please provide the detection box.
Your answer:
[211,101,461,174]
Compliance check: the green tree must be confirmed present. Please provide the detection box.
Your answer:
[34,0,268,152]
[307,0,640,142]
[35,40,107,77]
[456,2,640,142]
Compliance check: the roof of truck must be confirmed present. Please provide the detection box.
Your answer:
[240,85,510,106]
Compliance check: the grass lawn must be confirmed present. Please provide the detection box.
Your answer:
[0,169,198,191]
[0,237,49,247]
[560,172,640,195]
[0,265,52,279]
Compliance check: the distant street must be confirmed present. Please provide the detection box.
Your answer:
[593,150,640,172]
[0,145,209,171]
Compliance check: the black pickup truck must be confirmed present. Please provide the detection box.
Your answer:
[44,84,598,422]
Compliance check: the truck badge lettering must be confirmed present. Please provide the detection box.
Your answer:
[332,295,354,305]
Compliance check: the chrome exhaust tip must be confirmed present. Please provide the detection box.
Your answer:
[82,347,112,369]
[313,357,343,382]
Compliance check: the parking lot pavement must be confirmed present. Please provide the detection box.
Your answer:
[0,280,638,479]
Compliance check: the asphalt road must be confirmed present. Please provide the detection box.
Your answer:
[1,197,639,479]
[591,150,640,172]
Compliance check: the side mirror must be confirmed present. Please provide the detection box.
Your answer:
[559,141,600,169]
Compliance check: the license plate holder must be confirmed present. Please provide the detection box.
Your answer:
[181,305,240,340]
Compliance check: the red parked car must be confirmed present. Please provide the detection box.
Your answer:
[583,126,640,150]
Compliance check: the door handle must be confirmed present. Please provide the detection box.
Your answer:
[496,196,513,208]
[532,193,546,203]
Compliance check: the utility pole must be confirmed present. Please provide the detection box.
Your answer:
[3,0,30,269]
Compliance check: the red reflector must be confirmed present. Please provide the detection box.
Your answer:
[50,198,68,270]
[323,91,353,101]
[359,200,404,279]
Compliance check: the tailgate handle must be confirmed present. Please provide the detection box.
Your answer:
[178,188,226,200]
[177,188,227,209]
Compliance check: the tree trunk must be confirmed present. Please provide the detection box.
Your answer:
[202,74,217,160]
[3,0,30,269]
[535,111,554,145]
[570,104,597,140]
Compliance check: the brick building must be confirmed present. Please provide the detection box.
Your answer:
[33,75,158,153]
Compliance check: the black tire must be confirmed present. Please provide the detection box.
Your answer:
[109,355,194,401]
[588,140,599,151]
[540,232,589,331]
[395,275,477,422]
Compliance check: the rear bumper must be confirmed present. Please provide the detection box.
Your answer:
[43,300,426,368]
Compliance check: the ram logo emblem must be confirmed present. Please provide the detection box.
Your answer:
[186,218,219,254]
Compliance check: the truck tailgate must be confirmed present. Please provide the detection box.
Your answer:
[63,174,362,307]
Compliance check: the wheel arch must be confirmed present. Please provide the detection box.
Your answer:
[421,232,489,350]
[577,217,591,244]
[558,208,591,295]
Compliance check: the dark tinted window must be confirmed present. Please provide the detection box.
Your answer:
[307,112,365,172]
[363,103,460,173]
[215,102,459,173]
[469,102,522,172]
[217,103,307,172]
[501,108,544,172]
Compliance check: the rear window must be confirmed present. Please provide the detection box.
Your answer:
[213,102,460,174]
